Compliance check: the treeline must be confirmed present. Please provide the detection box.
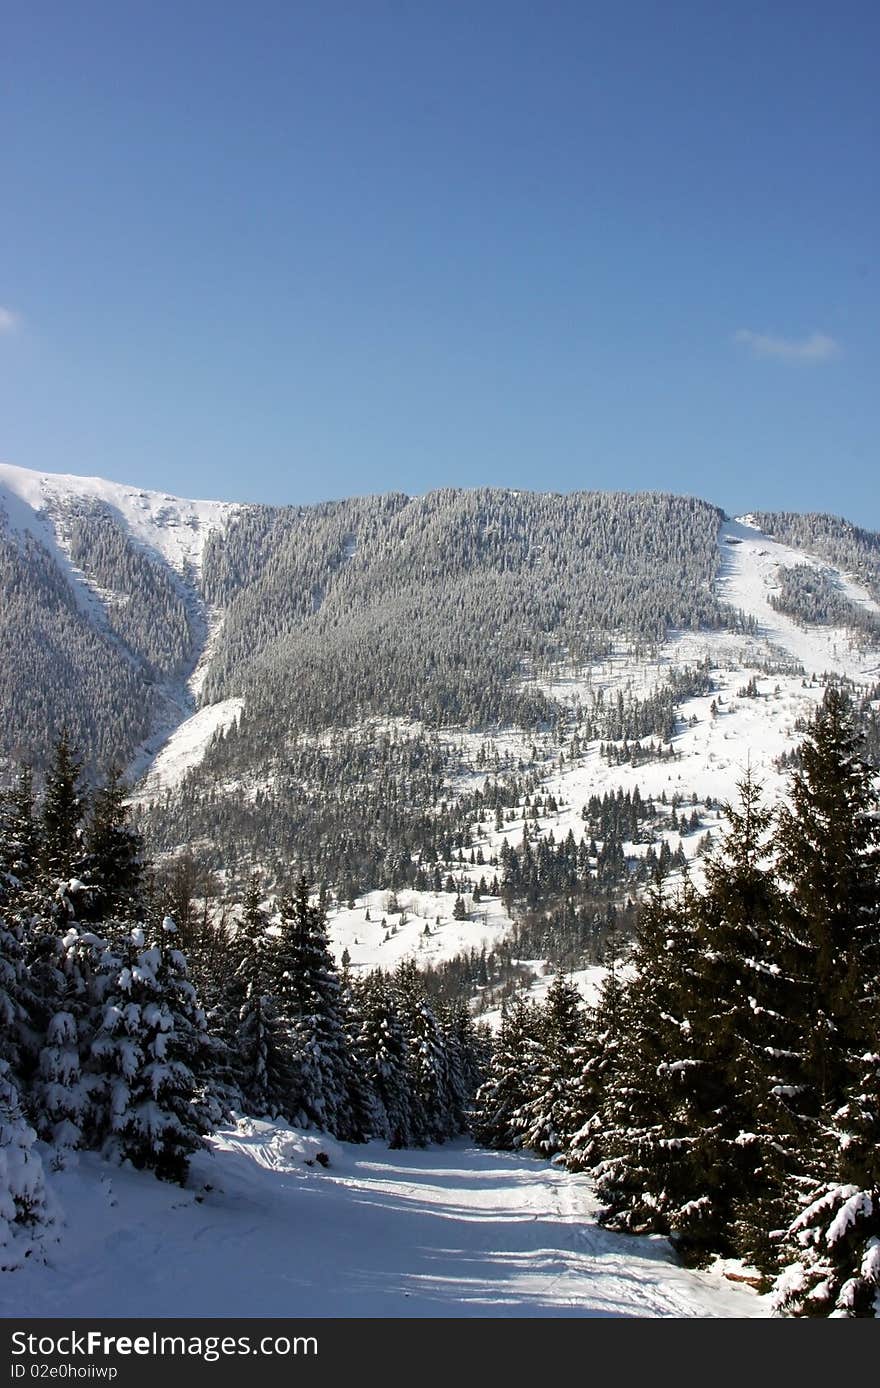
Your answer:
[473,689,880,1318]
[0,740,485,1270]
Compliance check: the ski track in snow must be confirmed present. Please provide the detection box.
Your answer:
[0,1121,764,1319]
[719,517,880,684]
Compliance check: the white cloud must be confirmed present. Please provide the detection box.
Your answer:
[0,306,21,335]
[734,328,841,364]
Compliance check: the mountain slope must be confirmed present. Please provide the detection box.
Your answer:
[0,463,236,775]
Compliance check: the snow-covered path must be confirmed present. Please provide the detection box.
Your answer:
[718,517,880,683]
[1,1121,763,1319]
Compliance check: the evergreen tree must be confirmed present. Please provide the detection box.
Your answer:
[41,733,85,884]
[395,961,454,1144]
[234,877,291,1118]
[0,1061,55,1269]
[768,690,880,1313]
[90,919,212,1182]
[595,872,709,1256]
[0,768,38,889]
[772,1046,880,1317]
[565,946,628,1172]
[354,972,414,1147]
[694,772,803,1268]
[471,996,540,1149]
[512,976,584,1156]
[273,878,362,1140]
[775,688,880,1188]
[439,999,483,1134]
[83,768,144,921]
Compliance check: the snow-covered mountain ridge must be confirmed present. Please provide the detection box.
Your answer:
[0,461,236,574]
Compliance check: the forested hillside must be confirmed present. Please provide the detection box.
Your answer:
[200,488,733,732]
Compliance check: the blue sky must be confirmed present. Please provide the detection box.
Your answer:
[2,1,878,522]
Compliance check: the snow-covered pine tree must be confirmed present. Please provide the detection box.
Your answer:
[774,687,880,1166]
[0,768,38,890]
[273,877,362,1140]
[471,995,541,1149]
[0,1060,55,1270]
[90,919,212,1183]
[338,972,382,1142]
[565,946,628,1172]
[595,871,710,1256]
[512,975,585,1157]
[353,971,415,1147]
[26,769,146,1158]
[439,999,485,1134]
[772,1046,880,1317]
[769,689,880,1314]
[233,877,292,1119]
[33,1007,86,1157]
[40,732,86,885]
[0,903,31,1095]
[395,960,456,1144]
[81,767,144,922]
[693,771,803,1270]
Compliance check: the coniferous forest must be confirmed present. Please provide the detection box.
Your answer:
[2,687,878,1315]
[0,736,485,1269]
[472,688,880,1316]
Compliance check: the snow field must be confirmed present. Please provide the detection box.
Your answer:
[0,1119,765,1319]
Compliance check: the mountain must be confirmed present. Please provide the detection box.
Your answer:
[0,462,235,775]
[2,463,879,972]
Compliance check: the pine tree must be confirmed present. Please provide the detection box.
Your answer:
[471,996,540,1149]
[234,877,292,1119]
[565,947,628,1172]
[0,1061,55,1270]
[395,960,455,1144]
[0,768,38,890]
[439,999,483,1134]
[772,1046,880,1317]
[41,733,85,885]
[512,975,585,1156]
[354,972,413,1146]
[774,688,880,1194]
[0,907,31,1091]
[273,878,361,1139]
[90,919,212,1182]
[595,872,709,1255]
[82,768,144,922]
[693,771,803,1269]
[769,689,880,1313]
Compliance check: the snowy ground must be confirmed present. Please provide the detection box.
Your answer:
[327,889,513,975]
[134,697,244,800]
[0,1120,765,1319]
